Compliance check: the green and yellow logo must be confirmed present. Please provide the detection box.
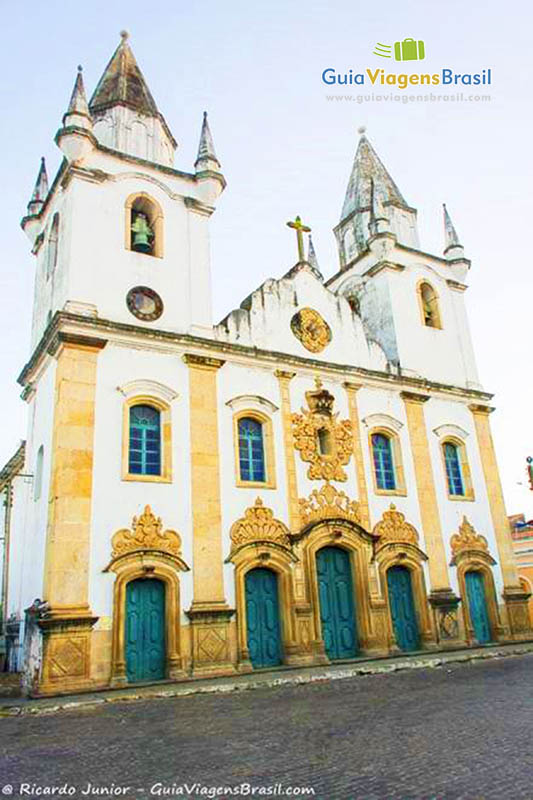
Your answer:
[373,38,426,61]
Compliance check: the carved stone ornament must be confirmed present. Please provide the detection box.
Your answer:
[292,378,353,482]
[290,308,332,353]
[229,498,291,552]
[111,505,182,560]
[299,483,361,529]
[373,504,419,547]
[450,516,489,558]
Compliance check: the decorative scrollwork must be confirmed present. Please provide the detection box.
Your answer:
[292,378,353,482]
[229,498,291,552]
[111,505,182,559]
[450,516,489,557]
[290,308,332,353]
[373,503,419,546]
[299,483,361,528]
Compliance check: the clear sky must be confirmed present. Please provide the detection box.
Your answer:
[1,0,532,516]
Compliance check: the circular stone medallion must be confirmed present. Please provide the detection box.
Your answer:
[126,286,163,322]
[290,307,332,353]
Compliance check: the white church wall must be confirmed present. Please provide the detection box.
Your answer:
[218,363,288,608]
[424,397,505,596]
[89,344,193,622]
[10,360,57,623]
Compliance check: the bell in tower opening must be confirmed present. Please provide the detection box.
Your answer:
[131,210,154,254]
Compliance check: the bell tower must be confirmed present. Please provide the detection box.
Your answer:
[21,32,225,345]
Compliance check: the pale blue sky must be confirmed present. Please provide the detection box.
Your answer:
[1,0,532,514]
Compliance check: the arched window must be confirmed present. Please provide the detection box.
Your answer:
[238,417,266,483]
[34,445,44,501]
[125,193,164,258]
[418,282,441,329]
[46,213,59,278]
[443,442,464,496]
[372,433,396,491]
[128,404,161,476]
[317,427,333,456]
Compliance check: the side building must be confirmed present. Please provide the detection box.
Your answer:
[2,33,530,695]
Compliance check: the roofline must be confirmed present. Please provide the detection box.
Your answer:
[0,442,26,492]
[18,311,494,407]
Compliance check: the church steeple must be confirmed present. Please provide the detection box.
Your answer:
[334,128,419,267]
[26,157,48,217]
[63,66,92,129]
[195,112,220,172]
[88,32,176,166]
[89,31,159,117]
[443,203,463,255]
[307,234,324,281]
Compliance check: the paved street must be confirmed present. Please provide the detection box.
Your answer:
[1,654,533,800]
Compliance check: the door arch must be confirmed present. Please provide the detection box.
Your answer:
[125,578,166,682]
[245,568,283,668]
[386,565,420,651]
[465,570,492,644]
[316,546,358,660]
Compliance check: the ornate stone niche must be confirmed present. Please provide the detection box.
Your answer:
[292,378,353,481]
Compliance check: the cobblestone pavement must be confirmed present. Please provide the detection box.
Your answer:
[1,653,533,800]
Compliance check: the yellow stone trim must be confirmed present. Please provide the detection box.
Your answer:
[121,395,172,483]
[367,426,407,497]
[401,391,451,592]
[228,498,291,555]
[274,370,300,533]
[439,436,475,501]
[44,342,100,608]
[299,483,361,530]
[108,505,183,562]
[469,404,520,589]
[343,383,371,529]
[416,279,442,329]
[185,354,226,605]
[232,409,276,489]
[450,516,493,563]
[124,191,164,259]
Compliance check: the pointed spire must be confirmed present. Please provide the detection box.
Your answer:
[27,157,48,216]
[307,235,324,280]
[195,112,221,171]
[89,31,159,116]
[62,66,92,130]
[368,176,389,237]
[341,128,410,221]
[443,203,461,251]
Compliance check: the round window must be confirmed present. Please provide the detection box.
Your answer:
[126,286,163,321]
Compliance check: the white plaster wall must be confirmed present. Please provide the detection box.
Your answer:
[89,344,193,625]
[388,262,480,388]
[216,268,388,371]
[28,148,218,347]
[92,107,175,168]
[217,363,289,608]
[7,360,56,623]
[424,397,505,596]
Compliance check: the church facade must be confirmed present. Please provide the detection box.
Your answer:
[4,33,531,695]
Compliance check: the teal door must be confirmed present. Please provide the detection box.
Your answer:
[316,546,358,660]
[387,566,420,652]
[245,568,282,668]
[125,579,166,682]
[465,571,492,644]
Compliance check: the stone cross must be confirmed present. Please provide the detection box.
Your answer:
[286,215,311,262]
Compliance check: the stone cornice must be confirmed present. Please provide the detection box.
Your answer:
[18,312,494,405]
